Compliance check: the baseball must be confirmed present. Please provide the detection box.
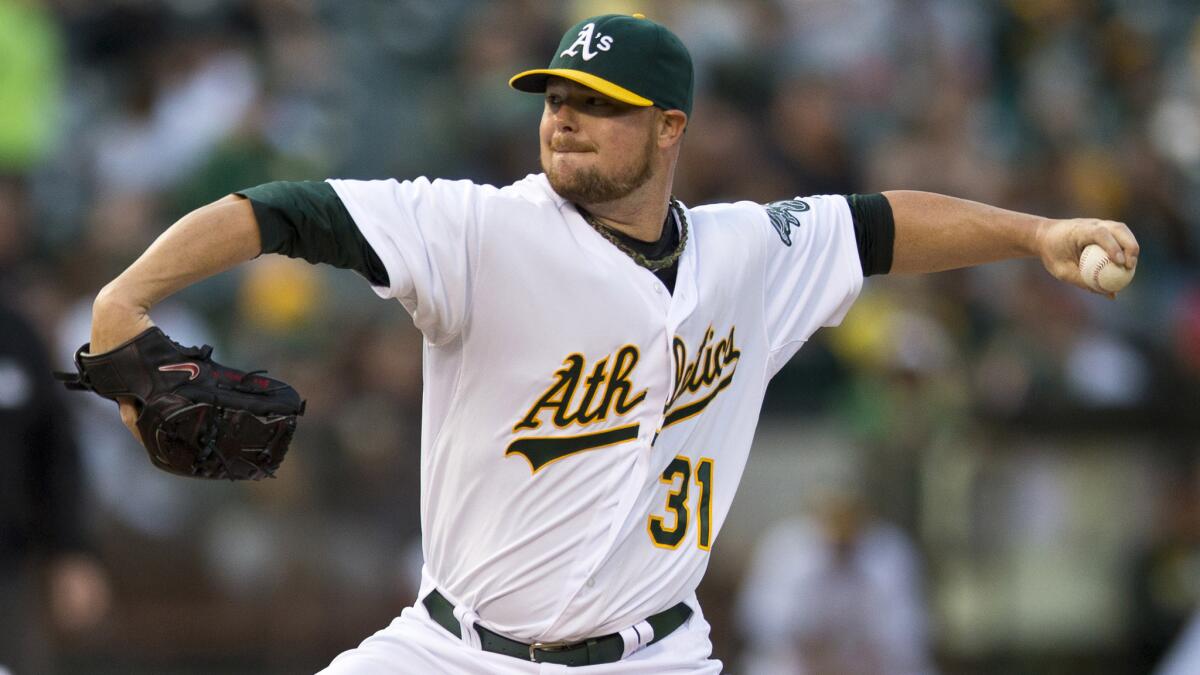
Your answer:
[1078,243,1135,293]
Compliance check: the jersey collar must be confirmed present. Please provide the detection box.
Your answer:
[528,172,698,322]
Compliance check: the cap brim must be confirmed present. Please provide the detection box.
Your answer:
[508,68,654,107]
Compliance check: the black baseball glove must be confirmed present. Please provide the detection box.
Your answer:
[55,327,304,480]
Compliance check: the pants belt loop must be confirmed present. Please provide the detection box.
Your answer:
[452,604,483,650]
[617,619,654,659]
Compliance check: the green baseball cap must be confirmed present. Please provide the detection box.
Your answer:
[509,13,694,116]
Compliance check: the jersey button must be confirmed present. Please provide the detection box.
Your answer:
[587,577,596,588]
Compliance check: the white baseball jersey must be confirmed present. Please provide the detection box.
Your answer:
[328,173,862,643]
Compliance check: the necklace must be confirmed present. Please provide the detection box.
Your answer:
[577,197,689,272]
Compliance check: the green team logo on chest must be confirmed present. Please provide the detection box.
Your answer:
[506,327,742,474]
[663,325,741,428]
[506,345,647,473]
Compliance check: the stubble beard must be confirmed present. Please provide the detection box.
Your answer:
[544,132,657,205]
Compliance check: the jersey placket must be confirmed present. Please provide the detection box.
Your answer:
[554,204,695,582]
[656,211,698,443]
[564,204,690,433]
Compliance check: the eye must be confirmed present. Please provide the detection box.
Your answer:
[587,97,609,107]
[546,93,563,106]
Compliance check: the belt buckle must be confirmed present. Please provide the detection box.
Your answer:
[529,640,575,663]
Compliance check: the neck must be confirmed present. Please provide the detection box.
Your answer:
[576,170,676,243]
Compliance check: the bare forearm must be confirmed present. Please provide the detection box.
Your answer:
[91,195,261,350]
[885,190,1047,274]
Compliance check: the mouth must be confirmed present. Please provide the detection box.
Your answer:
[549,137,595,153]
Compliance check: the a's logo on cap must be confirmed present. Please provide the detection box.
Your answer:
[560,22,613,61]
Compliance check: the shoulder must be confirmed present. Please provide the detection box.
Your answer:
[690,199,770,225]
[373,173,562,209]
[487,174,574,222]
[325,174,566,223]
[498,173,564,208]
[689,197,851,234]
[326,175,495,204]
[687,200,772,244]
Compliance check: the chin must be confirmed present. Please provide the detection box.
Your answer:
[545,170,580,199]
[550,152,593,173]
[544,159,585,189]
[542,153,647,204]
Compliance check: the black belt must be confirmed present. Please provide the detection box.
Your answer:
[422,589,692,666]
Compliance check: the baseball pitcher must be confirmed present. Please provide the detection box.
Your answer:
[78,13,1138,673]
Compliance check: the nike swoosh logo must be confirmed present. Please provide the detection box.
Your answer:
[158,363,200,380]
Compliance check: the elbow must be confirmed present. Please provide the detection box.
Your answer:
[93,280,147,317]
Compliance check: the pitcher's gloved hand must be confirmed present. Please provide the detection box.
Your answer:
[56,327,304,480]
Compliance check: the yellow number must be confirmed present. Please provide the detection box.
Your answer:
[696,457,714,550]
[647,455,715,550]
[648,456,691,549]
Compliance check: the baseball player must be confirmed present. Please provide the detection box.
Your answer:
[87,13,1138,673]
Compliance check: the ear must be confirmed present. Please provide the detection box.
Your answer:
[657,109,688,148]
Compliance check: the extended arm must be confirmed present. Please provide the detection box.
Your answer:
[91,179,385,353]
[90,182,385,441]
[884,190,1139,292]
[91,195,261,353]
[89,195,261,439]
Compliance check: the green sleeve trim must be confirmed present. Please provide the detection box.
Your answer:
[236,181,389,287]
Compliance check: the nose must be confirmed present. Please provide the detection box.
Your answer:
[551,102,576,134]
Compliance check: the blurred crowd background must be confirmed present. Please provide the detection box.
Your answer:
[1,0,1198,673]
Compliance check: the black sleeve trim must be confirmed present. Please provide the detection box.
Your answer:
[236,181,390,287]
[847,193,895,277]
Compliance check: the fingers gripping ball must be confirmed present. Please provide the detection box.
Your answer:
[55,328,304,480]
[1079,244,1136,293]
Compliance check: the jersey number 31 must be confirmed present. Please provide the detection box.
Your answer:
[648,456,714,550]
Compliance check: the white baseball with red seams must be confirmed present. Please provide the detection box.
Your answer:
[1078,243,1136,293]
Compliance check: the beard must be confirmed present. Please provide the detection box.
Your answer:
[543,131,657,205]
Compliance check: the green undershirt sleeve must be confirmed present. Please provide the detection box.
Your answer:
[235,180,390,287]
[846,192,895,277]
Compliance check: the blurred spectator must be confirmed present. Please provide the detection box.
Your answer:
[1127,457,1200,672]
[0,299,110,674]
[737,476,936,675]
[1156,607,1200,675]
[0,0,63,172]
